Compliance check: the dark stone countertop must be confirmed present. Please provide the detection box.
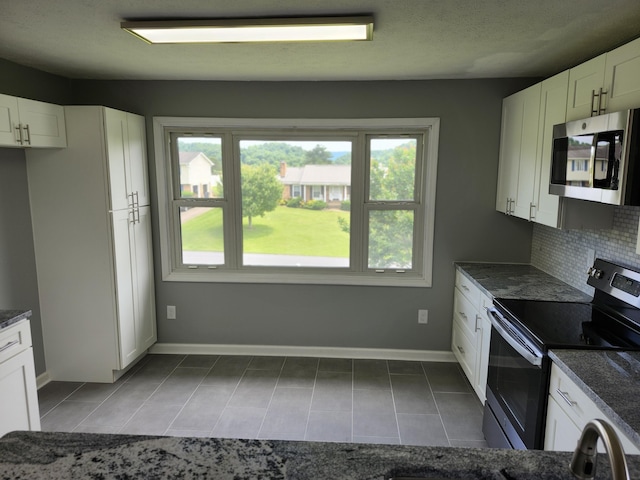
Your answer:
[454,263,592,302]
[2,431,639,479]
[549,349,640,449]
[0,309,31,330]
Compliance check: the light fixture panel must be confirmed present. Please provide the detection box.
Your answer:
[121,16,374,44]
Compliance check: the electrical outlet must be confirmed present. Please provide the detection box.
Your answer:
[167,305,177,320]
[418,309,428,324]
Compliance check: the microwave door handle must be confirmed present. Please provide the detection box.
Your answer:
[486,307,543,367]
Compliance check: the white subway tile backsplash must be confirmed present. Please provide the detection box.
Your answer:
[531,206,640,295]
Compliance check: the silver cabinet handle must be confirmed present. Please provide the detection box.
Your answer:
[457,345,465,354]
[598,87,608,115]
[14,124,23,145]
[591,89,598,116]
[475,314,481,332]
[459,311,467,319]
[0,339,19,353]
[22,124,31,145]
[529,202,536,221]
[556,388,577,407]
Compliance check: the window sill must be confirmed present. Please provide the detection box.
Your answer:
[161,269,431,288]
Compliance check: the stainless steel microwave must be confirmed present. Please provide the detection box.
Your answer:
[550,108,640,205]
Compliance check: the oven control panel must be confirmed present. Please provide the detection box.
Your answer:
[588,258,640,307]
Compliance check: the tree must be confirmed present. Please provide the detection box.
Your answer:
[241,164,283,228]
[304,145,333,165]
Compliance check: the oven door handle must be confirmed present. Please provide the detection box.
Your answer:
[486,306,543,367]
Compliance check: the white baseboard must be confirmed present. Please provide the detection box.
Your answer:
[36,371,51,389]
[149,343,456,363]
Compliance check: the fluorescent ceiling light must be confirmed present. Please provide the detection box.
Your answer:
[121,16,374,44]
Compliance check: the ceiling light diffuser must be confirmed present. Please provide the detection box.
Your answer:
[121,16,374,44]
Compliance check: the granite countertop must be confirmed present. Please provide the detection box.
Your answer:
[2,430,639,479]
[455,263,592,302]
[550,349,640,448]
[0,309,31,330]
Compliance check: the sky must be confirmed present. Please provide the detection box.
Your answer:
[179,137,413,152]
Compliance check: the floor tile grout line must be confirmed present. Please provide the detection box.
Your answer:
[39,382,87,419]
[163,355,222,435]
[207,355,257,438]
[300,357,320,442]
[421,361,451,447]
[255,357,289,439]
[387,360,404,444]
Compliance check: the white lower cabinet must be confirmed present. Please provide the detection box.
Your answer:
[451,271,492,404]
[0,320,40,436]
[544,363,640,454]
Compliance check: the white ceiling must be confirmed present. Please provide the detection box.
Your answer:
[2,0,640,81]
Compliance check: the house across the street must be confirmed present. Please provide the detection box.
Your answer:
[278,161,350,206]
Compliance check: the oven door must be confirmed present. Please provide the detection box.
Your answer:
[484,307,549,449]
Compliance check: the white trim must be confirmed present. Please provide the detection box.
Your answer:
[36,371,51,389]
[153,117,439,287]
[149,343,456,363]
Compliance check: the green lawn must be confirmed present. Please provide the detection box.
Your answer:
[181,206,350,257]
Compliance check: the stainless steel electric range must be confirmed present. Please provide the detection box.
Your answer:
[483,258,640,450]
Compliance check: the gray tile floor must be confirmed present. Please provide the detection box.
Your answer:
[38,354,487,447]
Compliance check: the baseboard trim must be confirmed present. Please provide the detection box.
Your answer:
[36,371,51,389]
[148,343,456,363]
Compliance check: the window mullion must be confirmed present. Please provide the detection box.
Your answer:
[224,132,242,269]
[349,133,367,272]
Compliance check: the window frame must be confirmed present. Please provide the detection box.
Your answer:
[153,117,440,287]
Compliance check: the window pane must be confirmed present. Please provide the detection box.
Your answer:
[239,139,351,267]
[176,137,222,199]
[368,210,414,269]
[369,138,417,201]
[180,207,224,265]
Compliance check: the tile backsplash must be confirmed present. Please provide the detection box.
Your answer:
[531,206,640,295]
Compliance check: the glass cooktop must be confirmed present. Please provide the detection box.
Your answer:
[493,298,640,351]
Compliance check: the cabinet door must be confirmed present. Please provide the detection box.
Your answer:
[544,395,582,451]
[566,54,606,121]
[512,83,541,220]
[495,94,522,214]
[111,209,137,368]
[0,93,20,146]
[473,307,492,405]
[126,113,151,207]
[533,72,568,227]
[105,108,131,211]
[0,347,40,436]
[132,206,157,353]
[17,98,67,148]
[603,36,640,113]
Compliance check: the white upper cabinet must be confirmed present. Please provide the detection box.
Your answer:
[495,83,541,221]
[567,37,640,121]
[497,71,614,230]
[0,94,66,148]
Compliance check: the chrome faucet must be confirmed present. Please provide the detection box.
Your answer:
[570,419,630,480]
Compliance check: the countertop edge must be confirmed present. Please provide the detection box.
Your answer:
[0,309,32,331]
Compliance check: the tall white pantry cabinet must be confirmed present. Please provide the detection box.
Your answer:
[27,106,157,383]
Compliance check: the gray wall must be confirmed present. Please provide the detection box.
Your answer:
[0,149,46,373]
[0,57,537,376]
[71,78,535,353]
[0,61,71,374]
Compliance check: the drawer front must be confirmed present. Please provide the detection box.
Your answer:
[0,320,32,364]
[455,270,482,307]
[549,363,640,454]
[452,319,477,382]
[454,287,479,340]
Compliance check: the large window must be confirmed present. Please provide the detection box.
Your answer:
[153,117,439,287]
